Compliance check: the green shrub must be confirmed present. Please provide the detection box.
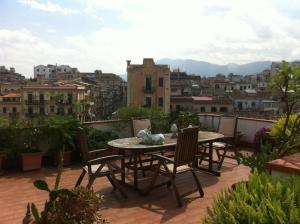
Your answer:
[169,111,199,129]
[270,113,300,146]
[204,172,300,224]
[116,106,166,120]
[24,152,108,224]
[236,143,279,173]
[40,186,108,224]
[84,126,118,149]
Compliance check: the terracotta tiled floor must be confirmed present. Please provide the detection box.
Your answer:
[0,159,250,224]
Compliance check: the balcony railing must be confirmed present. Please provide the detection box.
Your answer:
[83,114,276,144]
[25,100,45,105]
[25,100,73,105]
[142,86,155,94]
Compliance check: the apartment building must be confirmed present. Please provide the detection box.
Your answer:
[21,78,87,117]
[127,58,170,113]
[81,70,127,119]
[34,64,79,80]
[170,96,234,113]
[0,92,22,118]
[0,66,25,82]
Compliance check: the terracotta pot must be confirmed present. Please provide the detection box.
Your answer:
[21,152,43,171]
[56,151,72,166]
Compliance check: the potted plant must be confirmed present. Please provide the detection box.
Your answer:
[46,116,79,167]
[23,151,109,224]
[21,127,43,171]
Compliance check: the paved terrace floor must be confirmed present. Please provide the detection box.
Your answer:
[0,158,250,224]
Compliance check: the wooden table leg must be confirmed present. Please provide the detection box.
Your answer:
[209,142,213,172]
[133,152,138,189]
[120,149,125,183]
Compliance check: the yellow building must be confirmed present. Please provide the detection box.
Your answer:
[127,58,170,113]
[21,80,87,117]
[0,92,22,118]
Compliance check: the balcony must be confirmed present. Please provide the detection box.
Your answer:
[0,113,287,223]
[25,100,45,105]
[142,86,155,94]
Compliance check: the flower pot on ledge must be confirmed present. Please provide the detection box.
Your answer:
[21,152,43,171]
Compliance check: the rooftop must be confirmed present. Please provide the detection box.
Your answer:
[0,158,250,224]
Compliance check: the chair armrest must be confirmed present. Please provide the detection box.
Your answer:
[87,155,123,165]
[151,154,175,163]
[88,149,108,159]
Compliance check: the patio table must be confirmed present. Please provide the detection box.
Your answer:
[108,131,224,191]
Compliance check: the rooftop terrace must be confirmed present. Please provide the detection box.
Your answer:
[0,158,250,224]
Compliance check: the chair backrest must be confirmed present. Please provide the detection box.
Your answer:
[217,116,237,137]
[131,118,151,137]
[77,127,89,164]
[174,127,199,167]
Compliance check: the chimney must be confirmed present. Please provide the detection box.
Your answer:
[126,60,131,66]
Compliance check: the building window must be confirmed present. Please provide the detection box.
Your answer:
[28,107,33,115]
[3,107,7,113]
[68,93,73,104]
[40,107,45,115]
[50,106,54,113]
[145,97,151,107]
[158,97,163,107]
[220,107,228,112]
[159,78,164,87]
[145,77,152,91]
[39,94,44,103]
[211,107,217,112]
[12,107,17,113]
[28,93,33,103]
[68,107,73,115]
[251,102,256,107]
[200,107,205,112]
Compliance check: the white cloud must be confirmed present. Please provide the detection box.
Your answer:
[47,28,56,33]
[4,0,300,76]
[18,0,80,15]
[18,0,104,21]
[0,29,77,77]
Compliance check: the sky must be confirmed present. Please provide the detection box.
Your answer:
[1,0,300,77]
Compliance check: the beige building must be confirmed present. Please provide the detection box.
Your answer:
[171,96,234,113]
[0,92,22,118]
[0,78,89,120]
[22,79,87,117]
[127,58,170,113]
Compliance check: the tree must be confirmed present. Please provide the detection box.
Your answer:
[269,60,300,156]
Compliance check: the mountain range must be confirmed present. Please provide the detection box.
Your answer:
[156,58,273,76]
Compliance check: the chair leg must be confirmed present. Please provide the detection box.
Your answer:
[161,162,182,207]
[106,175,117,191]
[198,147,207,165]
[191,169,204,197]
[107,163,128,199]
[86,163,105,189]
[138,154,146,177]
[75,169,86,187]
[145,162,161,194]
[87,174,96,189]
[217,146,228,170]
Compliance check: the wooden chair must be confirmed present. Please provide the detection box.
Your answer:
[131,118,151,137]
[146,127,204,207]
[75,127,127,198]
[127,118,152,176]
[197,116,239,170]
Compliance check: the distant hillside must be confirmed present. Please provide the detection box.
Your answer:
[156,58,273,76]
